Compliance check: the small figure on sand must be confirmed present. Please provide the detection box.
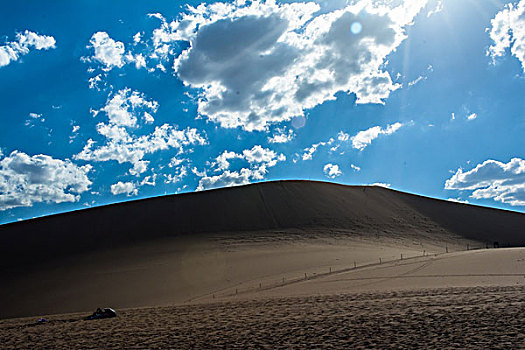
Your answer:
[85,307,117,320]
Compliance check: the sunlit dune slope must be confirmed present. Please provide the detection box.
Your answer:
[1,180,524,319]
[1,180,524,268]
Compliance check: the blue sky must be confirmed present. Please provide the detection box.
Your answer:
[1,0,524,224]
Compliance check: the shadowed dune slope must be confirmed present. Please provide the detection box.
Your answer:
[1,180,524,268]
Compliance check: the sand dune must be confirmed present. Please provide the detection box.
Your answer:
[1,181,524,269]
[1,181,524,321]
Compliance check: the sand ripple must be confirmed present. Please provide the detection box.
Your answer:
[1,286,523,349]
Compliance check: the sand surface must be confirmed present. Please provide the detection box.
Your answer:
[1,286,523,349]
[1,181,524,347]
[2,229,486,319]
[220,248,525,301]
[1,248,524,348]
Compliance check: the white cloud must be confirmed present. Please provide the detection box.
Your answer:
[302,138,334,160]
[144,111,155,124]
[445,158,525,206]
[196,169,254,191]
[243,145,285,166]
[75,89,206,176]
[164,165,187,184]
[351,122,403,150]
[110,181,138,196]
[268,127,295,143]
[197,145,286,190]
[88,74,104,90]
[140,174,157,186]
[337,131,350,142]
[168,157,186,168]
[407,75,426,86]
[129,160,149,176]
[300,122,402,160]
[88,32,126,71]
[92,88,159,127]
[467,113,477,121]
[370,182,391,188]
[488,1,525,72]
[0,151,92,210]
[75,123,206,175]
[323,163,342,178]
[447,197,469,204]
[157,0,428,131]
[133,32,142,44]
[350,163,361,171]
[69,125,80,143]
[215,150,243,171]
[426,0,443,17]
[0,30,56,67]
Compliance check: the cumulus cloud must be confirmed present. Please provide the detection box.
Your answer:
[323,163,342,178]
[445,158,525,206]
[83,32,150,88]
[337,131,350,141]
[75,89,207,176]
[150,0,429,131]
[87,32,126,70]
[196,145,286,190]
[164,165,188,184]
[110,181,138,196]
[488,1,525,72]
[196,169,255,190]
[268,127,295,143]
[0,30,55,67]
[91,88,159,127]
[243,145,286,166]
[75,123,206,175]
[351,122,403,150]
[0,151,92,210]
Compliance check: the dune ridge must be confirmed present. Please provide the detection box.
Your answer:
[1,180,524,268]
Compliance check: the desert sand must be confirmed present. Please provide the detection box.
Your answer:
[1,181,524,348]
[1,285,523,349]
